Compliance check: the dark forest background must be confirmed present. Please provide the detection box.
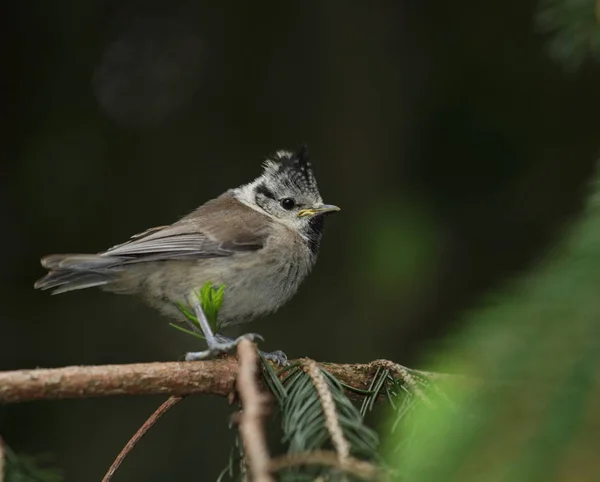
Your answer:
[1,0,600,480]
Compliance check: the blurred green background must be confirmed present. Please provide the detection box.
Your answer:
[2,0,600,480]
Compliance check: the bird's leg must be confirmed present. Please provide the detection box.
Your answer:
[184,297,264,361]
[214,334,288,366]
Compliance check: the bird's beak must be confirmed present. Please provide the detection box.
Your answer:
[298,204,341,218]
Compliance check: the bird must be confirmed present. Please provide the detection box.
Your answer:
[34,146,340,364]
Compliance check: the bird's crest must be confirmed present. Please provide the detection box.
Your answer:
[262,144,319,196]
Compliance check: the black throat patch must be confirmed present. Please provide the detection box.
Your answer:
[304,215,325,255]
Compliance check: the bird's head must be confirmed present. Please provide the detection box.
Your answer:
[234,145,340,250]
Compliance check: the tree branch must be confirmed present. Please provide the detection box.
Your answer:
[269,450,385,481]
[0,360,238,404]
[0,358,457,405]
[236,340,273,482]
[302,359,350,463]
[102,395,184,482]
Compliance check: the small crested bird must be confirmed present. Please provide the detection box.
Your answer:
[34,146,339,364]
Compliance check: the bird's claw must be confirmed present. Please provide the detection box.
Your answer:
[184,333,264,361]
[260,349,288,366]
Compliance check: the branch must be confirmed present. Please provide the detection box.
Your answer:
[269,450,384,481]
[0,360,238,404]
[102,395,184,482]
[236,340,273,482]
[0,358,460,405]
[302,360,350,463]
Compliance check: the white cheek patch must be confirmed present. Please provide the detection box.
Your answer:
[232,155,324,242]
[278,216,312,240]
[233,179,274,218]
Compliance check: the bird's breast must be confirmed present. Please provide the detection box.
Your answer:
[216,235,316,325]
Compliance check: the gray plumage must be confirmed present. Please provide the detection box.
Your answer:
[35,147,339,348]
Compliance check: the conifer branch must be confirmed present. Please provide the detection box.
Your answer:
[302,360,350,463]
[373,360,433,405]
[269,450,385,480]
[0,358,461,405]
[236,340,273,482]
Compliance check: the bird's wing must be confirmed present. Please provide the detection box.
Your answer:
[102,193,269,262]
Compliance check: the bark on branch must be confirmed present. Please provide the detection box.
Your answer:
[0,358,453,405]
[236,340,274,482]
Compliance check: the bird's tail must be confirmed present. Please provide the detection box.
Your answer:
[34,254,122,295]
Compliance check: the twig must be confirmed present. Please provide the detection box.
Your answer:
[102,395,184,482]
[303,360,350,463]
[236,340,273,482]
[269,450,385,481]
[0,359,465,405]
[372,360,432,406]
[0,360,238,404]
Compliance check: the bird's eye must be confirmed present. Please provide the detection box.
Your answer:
[280,198,296,210]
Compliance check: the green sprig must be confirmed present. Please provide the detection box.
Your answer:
[170,282,226,340]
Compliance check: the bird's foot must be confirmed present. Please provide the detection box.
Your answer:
[215,334,288,365]
[185,333,288,365]
[184,333,264,361]
[259,349,288,366]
